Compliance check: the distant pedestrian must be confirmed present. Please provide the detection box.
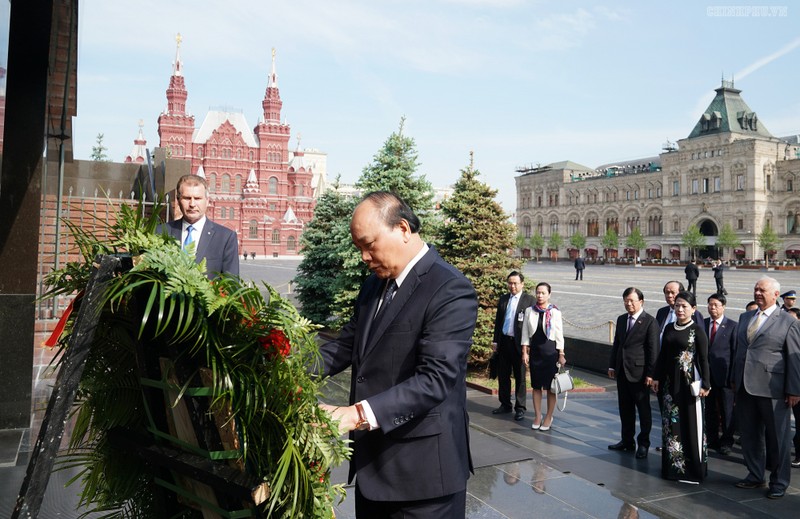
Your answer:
[243,251,248,261]
[684,261,699,296]
[712,260,727,295]
[574,255,586,280]
[251,252,256,260]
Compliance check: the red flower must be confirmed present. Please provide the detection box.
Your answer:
[259,328,291,360]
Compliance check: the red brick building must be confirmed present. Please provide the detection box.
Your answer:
[157,37,315,257]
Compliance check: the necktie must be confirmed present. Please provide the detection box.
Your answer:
[503,295,517,336]
[627,315,635,333]
[183,224,194,251]
[375,279,397,320]
[710,320,717,345]
[746,311,761,342]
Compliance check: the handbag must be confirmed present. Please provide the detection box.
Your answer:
[551,365,574,411]
[488,351,499,380]
[689,366,703,397]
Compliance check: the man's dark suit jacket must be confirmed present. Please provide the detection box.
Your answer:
[164,219,240,278]
[318,247,478,502]
[684,263,699,280]
[493,291,535,351]
[609,311,659,382]
[704,316,737,386]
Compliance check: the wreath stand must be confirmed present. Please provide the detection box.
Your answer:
[13,255,268,519]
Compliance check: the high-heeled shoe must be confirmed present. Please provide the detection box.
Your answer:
[539,417,554,431]
[531,416,542,430]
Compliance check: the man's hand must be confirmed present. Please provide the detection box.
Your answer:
[651,381,659,393]
[787,394,800,408]
[319,403,360,434]
[491,342,497,352]
[608,368,616,379]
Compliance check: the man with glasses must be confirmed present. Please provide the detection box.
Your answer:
[704,293,737,455]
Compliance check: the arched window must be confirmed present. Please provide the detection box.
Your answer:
[218,207,225,219]
[222,174,230,192]
[249,151,254,161]
[271,229,280,245]
[287,236,296,251]
[237,149,242,160]
[234,176,242,193]
[198,147,204,158]
[248,219,258,239]
[268,177,278,195]
[208,174,216,193]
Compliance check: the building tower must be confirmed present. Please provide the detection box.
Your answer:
[157,33,194,158]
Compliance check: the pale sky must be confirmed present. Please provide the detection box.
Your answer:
[73,1,800,212]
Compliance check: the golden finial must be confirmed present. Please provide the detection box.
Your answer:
[176,33,182,47]
[138,119,144,129]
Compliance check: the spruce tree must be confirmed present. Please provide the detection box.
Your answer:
[355,117,435,235]
[294,179,359,325]
[439,158,521,367]
[296,121,435,329]
[91,133,110,161]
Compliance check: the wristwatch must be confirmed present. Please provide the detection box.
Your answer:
[354,402,370,431]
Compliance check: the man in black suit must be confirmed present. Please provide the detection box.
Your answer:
[491,271,535,420]
[164,174,239,278]
[608,287,659,459]
[684,261,699,296]
[318,192,478,518]
[574,255,586,280]
[712,259,727,295]
[731,277,800,499]
[704,293,737,455]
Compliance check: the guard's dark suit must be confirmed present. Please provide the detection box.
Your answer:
[493,291,535,411]
[164,219,240,278]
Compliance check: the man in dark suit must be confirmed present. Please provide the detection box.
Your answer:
[317,192,478,518]
[164,174,239,278]
[608,287,659,459]
[491,271,535,420]
[684,261,699,296]
[731,277,800,499]
[712,259,727,295]
[574,255,586,280]
[704,293,737,455]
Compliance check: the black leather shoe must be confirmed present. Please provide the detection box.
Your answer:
[719,446,732,456]
[792,457,800,468]
[608,441,635,451]
[766,488,785,499]
[734,479,766,489]
[635,446,648,459]
[514,410,525,421]
[492,406,512,415]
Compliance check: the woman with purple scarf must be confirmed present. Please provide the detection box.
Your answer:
[522,282,566,431]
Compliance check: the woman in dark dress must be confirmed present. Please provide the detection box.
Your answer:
[652,291,710,483]
[521,282,565,432]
